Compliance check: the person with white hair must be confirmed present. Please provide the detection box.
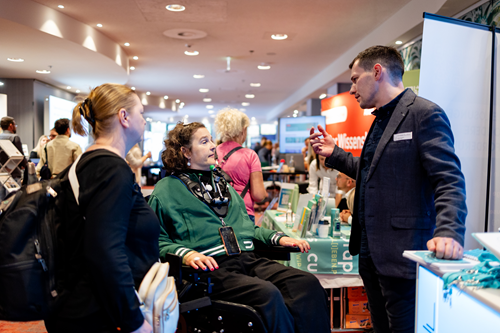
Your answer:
[214,108,266,223]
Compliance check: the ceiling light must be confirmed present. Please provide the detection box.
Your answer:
[131,87,136,90]
[170,117,174,122]
[146,117,152,122]
[66,86,71,89]
[245,94,255,99]
[58,5,64,9]
[146,91,151,95]
[124,42,130,46]
[36,70,50,74]
[395,40,403,45]
[193,74,205,79]
[166,4,186,11]
[319,93,327,99]
[133,56,139,60]
[251,117,256,120]
[96,23,103,28]
[185,50,199,56]
[0,82,4,86]
[130,66,135,70]
[164,95,169,100]
[293,110,298,114]
[208,110,215,114]
[184,115,189,118]
[258,64,271,70]
[7,58,24,62]
[203,98,212,102]
[199,88,209,93]
[242,102,250,107]
[76,89,80,93]
[240,108,246,112]
[271,34,288,40]
[176,99,180,103]
[206,105,214,109]
[210,115,215,118]
[293,114,297,118]
[250,83,261,87]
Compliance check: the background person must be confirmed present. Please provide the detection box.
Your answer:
[44,83,159,333]
[214,108,266,222]
[30,134,48,160]
[49,128,57,141]
[335,172,356,211]
[0,116,27,181]
[309,45,467,333]
[257,140,273,166]
[125,143,151,185]
[307,153,338,195]
[149,122,329,333]
[36,118,82,178]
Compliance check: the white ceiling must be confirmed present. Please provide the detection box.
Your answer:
[0,0,482,124]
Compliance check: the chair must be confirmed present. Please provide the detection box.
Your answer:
[163,240,300,333]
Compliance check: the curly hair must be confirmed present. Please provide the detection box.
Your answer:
[162,121,206,173]
[214,108,250,143]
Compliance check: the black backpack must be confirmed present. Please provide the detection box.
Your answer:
[0,151,105,321]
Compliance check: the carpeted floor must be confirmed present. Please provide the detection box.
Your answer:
[0,320,47,333]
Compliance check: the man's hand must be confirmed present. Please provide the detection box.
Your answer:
[279,236,310,253]
[339,209,351,223]
[427,237,463,259]
[309,125,336,157]
[146,151,152,159]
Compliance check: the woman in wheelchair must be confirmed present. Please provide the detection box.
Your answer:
[148,122,330,333]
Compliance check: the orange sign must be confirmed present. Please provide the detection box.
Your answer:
[321,91,375,157]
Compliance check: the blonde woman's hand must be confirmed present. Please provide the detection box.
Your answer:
[279,236,310,253]
[184,251,219,271]
[132,320,152,333]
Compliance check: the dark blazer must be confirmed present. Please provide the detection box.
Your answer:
[326,89,467,279]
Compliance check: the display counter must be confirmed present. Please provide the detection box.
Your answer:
[262,210,362,288]
[411,260,500,332]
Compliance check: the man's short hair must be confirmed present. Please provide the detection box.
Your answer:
[54,118,70,135]
[0,116,15,130]
[349,46,404,83]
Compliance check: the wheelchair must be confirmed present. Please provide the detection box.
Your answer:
[163,240,299,333]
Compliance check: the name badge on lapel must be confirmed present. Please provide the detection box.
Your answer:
[393,132,412,141]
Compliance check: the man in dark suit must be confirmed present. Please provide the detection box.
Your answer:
[310,46,467,333]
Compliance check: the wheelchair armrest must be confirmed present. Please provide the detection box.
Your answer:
[253,239,300,261]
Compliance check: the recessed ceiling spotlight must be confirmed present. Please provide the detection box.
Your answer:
[293,114,297,118]
[258,64,271,70]
[206,105,214,109]
[251,117,256,120]
[131,87,136,90]
[293,110,298,113]
[124,42,130,46]
[240,108,246,112]
[96,23,103,28]
[245,94,255,99]
[242,102,250,107]
[176,99,180,103]
[146,91,151,95]
[66,86,71,89]
[180,102,185,107]
[203,98,212,102]
[193,74,205,79]
[133,56,139,60]
[164,95,169,100]
[250,83,261,87]
[76,89,80,93]
[58,5,64,9]
[199,88,209,93]
[395,40,403,45]
[0,82,4,86]
[166,4,186,11]
[208,110,215,114]
[185,50,199,56]
[271,34,288,40]
[319,93,327,99]
[36,70,50,74]
[7,58,24,62]
[130,66,135,70]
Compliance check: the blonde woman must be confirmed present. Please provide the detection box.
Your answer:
[44,84,159,333]
[214,108,266,222]
[29,135,48,160]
